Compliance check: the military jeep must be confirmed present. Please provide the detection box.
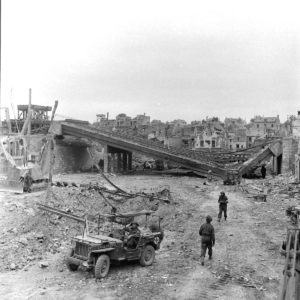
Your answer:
[66,210,163,278]
[223,171,241,185]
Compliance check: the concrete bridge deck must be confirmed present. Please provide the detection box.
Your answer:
[61,122,282,178]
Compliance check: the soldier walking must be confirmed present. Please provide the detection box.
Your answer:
[218,192,228,222]
[199,215,215,265]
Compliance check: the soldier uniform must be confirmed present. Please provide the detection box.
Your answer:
[218,192,228,222]
[125,222,141,249]
[261,165,266,179]
[199,215,215,265]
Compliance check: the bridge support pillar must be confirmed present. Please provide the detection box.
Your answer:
[272,154,282,175]
[123,152,128,171]
[111,153,116,173]
[103,145,108,173]
[128,152,132,170]
[117,153,121,172]
[272,156,278,175]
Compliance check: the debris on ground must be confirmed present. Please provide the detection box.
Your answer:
[0,173,296,299]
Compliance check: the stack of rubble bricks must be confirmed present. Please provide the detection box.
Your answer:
[282,137,299,174]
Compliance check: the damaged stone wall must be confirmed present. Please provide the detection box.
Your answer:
[53,141,103,174]
[282,137,299,174]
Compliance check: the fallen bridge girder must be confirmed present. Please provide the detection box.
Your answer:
[61,123,226,178]
[61,122,282,180]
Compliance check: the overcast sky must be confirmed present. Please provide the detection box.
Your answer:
[2,0,300,123]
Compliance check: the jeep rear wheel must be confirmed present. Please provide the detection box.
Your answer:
[67,248,79,271]
[140,245,155,266]
[95,254,110,279]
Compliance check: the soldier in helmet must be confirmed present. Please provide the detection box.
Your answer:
[124,222,141,249]
[218,191,228,222]
[199,215,215,265]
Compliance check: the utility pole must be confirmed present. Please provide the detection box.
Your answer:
[0,0,2,128]
[27,88,32,154]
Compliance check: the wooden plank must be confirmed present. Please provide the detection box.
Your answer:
[280,231,292,300]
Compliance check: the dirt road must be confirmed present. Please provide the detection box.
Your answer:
[0,174,288,299]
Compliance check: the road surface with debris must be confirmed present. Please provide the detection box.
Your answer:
[0,174,296,300]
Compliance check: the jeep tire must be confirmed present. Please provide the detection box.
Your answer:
[140,245,155,266]
[67,248,79,271]
[95,254,110,279]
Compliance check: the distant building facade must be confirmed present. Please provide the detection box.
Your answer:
[292,112,300,138]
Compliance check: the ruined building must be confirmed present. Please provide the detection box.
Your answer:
[246,115,281,147]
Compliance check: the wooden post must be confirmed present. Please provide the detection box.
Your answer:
[280,231,292,300]
[292,231,299,298]
[48,139,55,187]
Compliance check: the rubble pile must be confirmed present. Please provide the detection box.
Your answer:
[238,174,300,241]
[0,177,176,273]
[0,173,294,299]
[240,174,300,204]
[0,192,72,272]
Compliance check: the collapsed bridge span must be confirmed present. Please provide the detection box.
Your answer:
[60,122,282,179]
[61,122,226,178]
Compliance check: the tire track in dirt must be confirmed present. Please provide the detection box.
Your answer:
[0,176,283,300]
[164,184,280,300]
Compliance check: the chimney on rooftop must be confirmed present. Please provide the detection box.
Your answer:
[107,112,109,120]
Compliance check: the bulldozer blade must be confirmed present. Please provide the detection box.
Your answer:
[0,179,23,193]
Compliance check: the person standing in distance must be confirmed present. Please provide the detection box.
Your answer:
[218,192,228,222]
[199,215,215,265]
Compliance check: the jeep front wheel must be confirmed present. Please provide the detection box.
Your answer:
[95,254,110,279]
[66,248,79,271]
[140,245,155,266]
